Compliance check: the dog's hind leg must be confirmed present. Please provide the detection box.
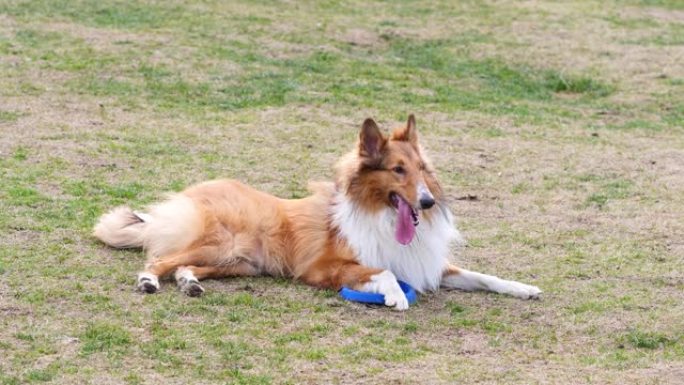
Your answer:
[137,271,161,294]
[174,262,260,297]
[441,265,542,300]
[137,246,219,294]
[174,267,205,297]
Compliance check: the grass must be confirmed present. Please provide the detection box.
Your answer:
[623,330,677,350]
[1,0,684,384]
[81,322,131,355]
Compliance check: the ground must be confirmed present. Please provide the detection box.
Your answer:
[1,0,683,384]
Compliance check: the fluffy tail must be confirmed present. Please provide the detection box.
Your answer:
[93,195,202,258]
[93,207,147,249]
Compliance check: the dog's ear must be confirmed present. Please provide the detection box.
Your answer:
[359,118,386,159]
[391,114,419,148]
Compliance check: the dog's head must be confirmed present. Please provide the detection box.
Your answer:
[336,115,443,245]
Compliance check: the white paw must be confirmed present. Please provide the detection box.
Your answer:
[504,281,542,300]
[174,267,204,297]
[137,272,160,294]
[179,280,204,297]
[384,290,409,310]
[362,270,410,311]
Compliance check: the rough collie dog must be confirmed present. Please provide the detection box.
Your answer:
[94,115,541,310]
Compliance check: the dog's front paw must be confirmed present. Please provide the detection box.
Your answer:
[363,270,410,310]
[378,272,409,310]
[506,281,542,300]
[523,284,542,300]
[384,290,409,310]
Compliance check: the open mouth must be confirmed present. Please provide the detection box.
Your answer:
[390,193,419,245]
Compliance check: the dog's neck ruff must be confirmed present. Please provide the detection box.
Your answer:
[331,193,461,292]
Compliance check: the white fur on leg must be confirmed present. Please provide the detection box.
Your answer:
[359,270,409,310]
[441,268,542,299]
[137,272,160,294]
[174,267,204,297]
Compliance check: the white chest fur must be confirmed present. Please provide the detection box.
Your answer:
[331,195,462,292]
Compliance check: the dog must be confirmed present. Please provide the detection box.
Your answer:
[94,115,541,310]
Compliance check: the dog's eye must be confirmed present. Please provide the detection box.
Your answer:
[392,166,406,175]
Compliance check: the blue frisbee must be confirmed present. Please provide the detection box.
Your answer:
[339,280,417,305]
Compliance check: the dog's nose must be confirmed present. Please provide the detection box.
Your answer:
[420,197,435,209]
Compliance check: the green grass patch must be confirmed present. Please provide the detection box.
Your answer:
[25,369,54,383]
[103,182,144,200]
[5,186,46,206]
[608,119,665,132]
[631,0,684,9]
[42,30,613,122]
[12,146,28,161]
[622,330,676,350]
[1,0,195,29]
[0,110,21,123]
[80,322,131,355]
[543,72,614,96]
[583,178,634,209]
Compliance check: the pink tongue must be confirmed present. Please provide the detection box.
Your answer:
[395,197,416,245]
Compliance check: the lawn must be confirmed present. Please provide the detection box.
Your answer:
[1,0,683,384]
